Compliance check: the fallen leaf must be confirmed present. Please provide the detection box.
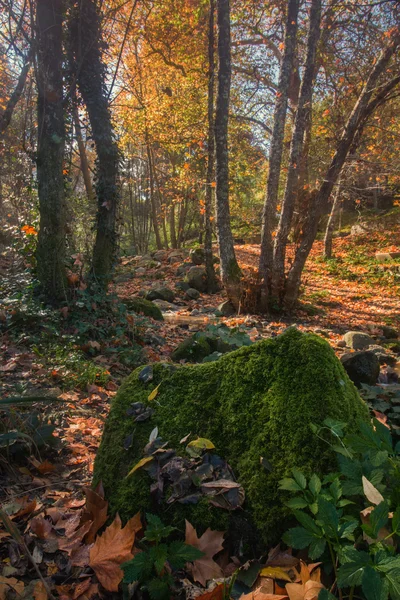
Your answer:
[187,438,215,451]
[89,513,142,592]
[33,580,48,600]
[72,578,91,599]
[82,485,109,543]
[126,456,154,477]
[260,567,292,582]
[0,576,24,600]
[30,516,54,539]
[58,521,93,555]
[148,383,161,401]
[185,520,224,586]
[362,475,384,505]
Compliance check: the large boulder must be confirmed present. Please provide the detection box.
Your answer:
[94,329,368,545]
[340,351,380,387]
[185,266,207,292]
[189,248,205,265]
[123,297,163,321]
[146,287,175,303]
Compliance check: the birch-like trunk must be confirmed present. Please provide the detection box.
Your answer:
[258,0,299,300]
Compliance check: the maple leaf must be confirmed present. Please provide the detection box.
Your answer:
[89,512,142,592]
[185,520,224,586]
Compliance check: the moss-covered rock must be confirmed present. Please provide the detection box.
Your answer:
[123,297,163,321]
[93,328,368,545]
[171,335,213,362]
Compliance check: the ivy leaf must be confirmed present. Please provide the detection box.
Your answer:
[167,541,204,570]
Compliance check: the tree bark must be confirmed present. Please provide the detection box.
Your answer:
[271,0,321,302]
[258,0,299,300]
[204,0,218,293]
[323,176,342,259]
[0,56,31,138]
[215,0,241,305]
[283,33,400,308]
[145,134,162,249]
[70,0,120,286]
[36,0,67,302]
[73,103,94,203]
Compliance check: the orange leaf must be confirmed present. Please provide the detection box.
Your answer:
[89,513,142,592]
[185,520,225,587]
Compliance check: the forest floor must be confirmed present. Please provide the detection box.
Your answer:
[0,213,400,599]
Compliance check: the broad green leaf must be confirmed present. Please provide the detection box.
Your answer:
[122,551,153,583]
[292,468,307,490]
[282,526,316,549]
[369,501,389,538]
[317,498,339,537]
[323,418,347,437]
[337,551,370,587]
[339,519,358,540]
[167,541,204,570]
[147,577,171,600]
[278,477,302,492]
[294,510,322,535]
[385,568,400,600]
[309,474,321,496]
[362,566,388,600]
[309,537,326,560]
[318,589,337,600]
[149,543,168,575]
[392,507,400,534]
[285,498,308,510]
[144,514,176,543]
[375,556,400,573]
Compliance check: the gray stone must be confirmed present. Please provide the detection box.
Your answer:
[152,299,179,311]
[218,300,236,317]
[381,325,398,339]
[189,248,205,265]
[185,288,200,300]
[343,331,374,350]
[168,251,184,264]
[135,267,146,276]
[176,264,191,277]
[185,266,207,292]
[368,345,397,367]
[175,281,190,292]
[146,287,175,303]
[340,351,380,387]
[153,250,168,262]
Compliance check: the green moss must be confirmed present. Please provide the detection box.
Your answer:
[123,297,163,321]
[170,336,212,362]
[94,328,368,545]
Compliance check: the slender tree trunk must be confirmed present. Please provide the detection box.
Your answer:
[0,55,31,137]
[258,0,299,302]
[73,103,94,202]
[271,0,321,302]
[145,135,162,249]
[283,34,400,308]
[70,0,119,286]
[323,176,343,259]
[204,0,218,293]
[36,0,66,302]
[169,202,177,248]
[215,0,241,305]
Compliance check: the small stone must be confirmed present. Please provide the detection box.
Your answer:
[218,300,236,317]
[343,331,374,350]
[176,264,191,277]
[336,340,347,348]
[185,288,200,300]
[175,281,190,292]
[381,325,398,339]
[189,248,205,265]
[136,267,146,276]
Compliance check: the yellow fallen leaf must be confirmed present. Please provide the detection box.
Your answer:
[148,383,161,401]
[362,476,384,505]
[260,567,292,582]
[187,438,215,451]
[34,580,48,600]
[126,456,154,477]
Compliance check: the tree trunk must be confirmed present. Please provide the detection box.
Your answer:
[258,0,299,301]
[73,103,94,203]
[215,0,241,305]
[36,0,67,302]
[323,176,343,259]
[271,0,321,302]
[70,0,119,286]
[204,0,218,293]
[169,202,177,248]
[283,33,400,308]
[0,55,31,138]
[145,135,162,249]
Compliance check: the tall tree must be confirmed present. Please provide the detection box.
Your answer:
[215,0,241,306]
[70,0,120,286]
[271,0,321,301]
[258,0,299,305]
[204,0,218,293]
[284,31,400,307]
[36,0,67,301]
